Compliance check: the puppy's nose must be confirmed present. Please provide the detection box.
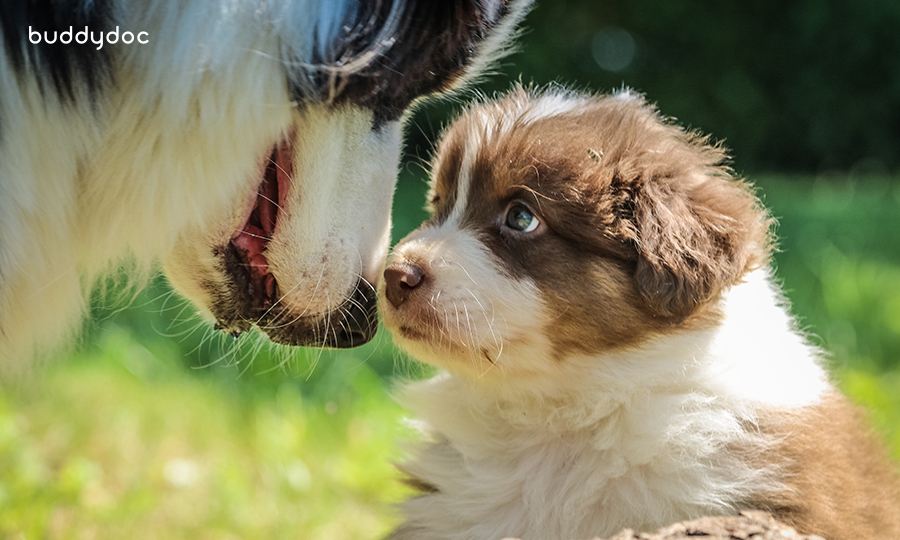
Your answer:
[384,263,426,308]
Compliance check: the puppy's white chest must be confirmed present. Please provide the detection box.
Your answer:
[392,367,781,540]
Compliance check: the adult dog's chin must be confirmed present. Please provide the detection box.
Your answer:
[210,240,378,348]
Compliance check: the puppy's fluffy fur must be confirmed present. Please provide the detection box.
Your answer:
[380,86,900,540]
[0,0,530,375]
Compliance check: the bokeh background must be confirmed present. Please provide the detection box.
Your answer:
[3,1,900,537]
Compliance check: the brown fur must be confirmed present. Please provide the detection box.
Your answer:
[425,87,770,356]
[752,393,900,539]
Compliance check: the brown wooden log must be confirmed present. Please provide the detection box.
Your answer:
[501,512,828,540]
[599,512,825,540]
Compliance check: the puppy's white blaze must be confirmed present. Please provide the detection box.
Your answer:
[389,222,549,378]
[266,106,401,314]
[446,136,481,225]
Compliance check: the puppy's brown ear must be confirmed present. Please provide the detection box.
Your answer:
[625,165,770,321]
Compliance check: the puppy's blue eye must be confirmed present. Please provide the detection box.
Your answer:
[505,205,539,233]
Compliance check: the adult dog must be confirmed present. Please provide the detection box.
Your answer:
[0,0,529,376]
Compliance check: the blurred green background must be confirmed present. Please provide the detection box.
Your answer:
[3,1,900,538]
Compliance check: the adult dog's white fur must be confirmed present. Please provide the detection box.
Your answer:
[380,87,900,540]
[0,0,530,376]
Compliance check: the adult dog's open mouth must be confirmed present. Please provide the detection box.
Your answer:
[228,141,290,313]
[211,137,378,349]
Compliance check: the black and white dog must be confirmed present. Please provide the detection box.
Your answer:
[0,0,529,375]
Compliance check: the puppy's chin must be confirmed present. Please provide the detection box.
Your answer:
[381,301,507,378]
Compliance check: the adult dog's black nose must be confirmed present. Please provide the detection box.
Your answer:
[383,263,426,309]
[330,285,378,348]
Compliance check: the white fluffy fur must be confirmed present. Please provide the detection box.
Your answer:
[388,264,832,539]
[0,1,299,373]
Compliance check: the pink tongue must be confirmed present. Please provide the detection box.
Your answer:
[229,139,291,299]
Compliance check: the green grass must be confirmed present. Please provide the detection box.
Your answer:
[757,176,900,458]
[1,174,899,538]
[0,330,413,539]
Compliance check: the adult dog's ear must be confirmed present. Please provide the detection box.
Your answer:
[444,0,534,89]
[389,0,534,92]
[316,0,533,120]
[624,163,770,321]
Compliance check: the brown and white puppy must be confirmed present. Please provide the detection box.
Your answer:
[379,86,900,540]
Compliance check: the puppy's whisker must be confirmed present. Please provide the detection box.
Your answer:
[485,306,506,366]
[447,260,480,287]
[465,286,501,357]
[462,303,486,371]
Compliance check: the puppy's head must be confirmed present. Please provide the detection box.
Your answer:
[381,86,770,379]
[164,0,531,349]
